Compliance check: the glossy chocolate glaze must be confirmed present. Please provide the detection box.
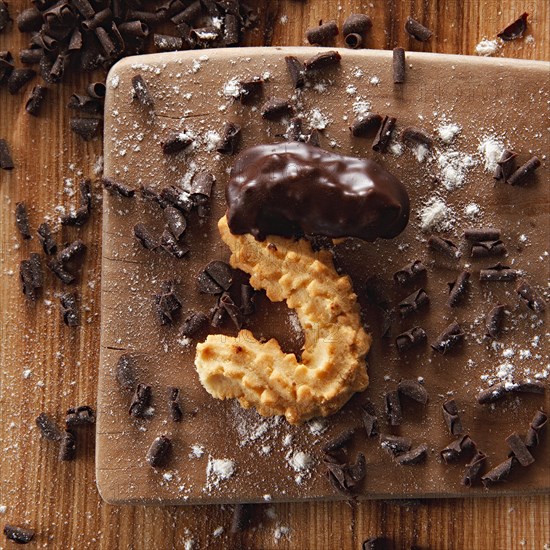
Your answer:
[225,142,410,241]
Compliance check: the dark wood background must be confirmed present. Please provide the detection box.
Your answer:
[1,1,548,548]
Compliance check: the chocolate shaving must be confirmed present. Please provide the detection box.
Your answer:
[428,235,459,258]
[485,304,506,339]
[15,202,32,239]
[447,271,470,307]
[494,150,517,181]
[0,138,14,169]
[392,47,405,84]
[129,384,152,418]
[3,525,35,545]
[285,55,305,88]
[240,283,255,315]
[393,260,426,286]
[147,435,172,467]
[507,156,540,186]
[180,310,208,337]
[134,223,159,250]
[479,263,519,282]
[219,292,243,330]
[398,288,429,318]
[305,20,338,46]
[325,452,366,496]
[442,399,463,436]
[190,26,220,45]
[191,172,214,203]
[304,50,342,72]
[361,400,379,437]
[198,260,233,294]
[7,68,36,94]
[401,127,433,149]
[25,84,47,116]
[343,13,372,36]
[132,74,154,106]
[57,239,85,264]
[506,432,534,467]
[216,122,241,154]
[59,430,77,461]
[350,113,382,137]
[380,434,412,455]
[115,354,136,390]
[160,229,189,258]
[431,322,464,354]
[168,387,183,422]
[471,240,506,258]
[395,326,426,353]
[372,115,396,153]
[322,428,355,453]
[261,97,294,120]
[497,12,528,41]
[516,279,546,313]
[481,457,516,487]
[398,379,428,404]
[440,435,475,463]
[161,132,193,154]
[462,450,487,487]
[170,1,202,25]
[70,117,101,141]
[163,206,186,240]
[395,444,427,465]
[60,292,79,326]
[160,186,193,212]
[48,258,74,284]
[36,412,62,441]
[405,17,433,41]
[66,405,95,427]
[385,390,402,426]
[344,33,363,49]
[20,253,43,300]
[154,280,181,325]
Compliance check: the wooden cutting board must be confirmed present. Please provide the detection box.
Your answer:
[97,47,549,505]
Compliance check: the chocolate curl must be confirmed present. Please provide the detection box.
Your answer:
[462,451,487,487]
[50,52,70,82]
[86,81,106,99]
[25,84,47,116]
[81,8,112,31]
[17,7,43,33]
[7,68,36,94]
[154,33,184,52]
[68,93,102,113]
[405,17,433,41]
[344,33,363,49]
[126,10,166,26]
[485,304,505,339]
[119,20,150,40]
[305,20,338,45]
[507,156,540,186]
[70,0,95,19]
[224,13,239,46]
[285,55,306,88]
[393,47,405,84]
[170,0,202,25]
[342,13,372,36]
[68,28,83,51]
[20,48,43,64]
[43,2,77,29]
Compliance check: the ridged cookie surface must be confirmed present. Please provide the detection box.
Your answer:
[194,216,371,424]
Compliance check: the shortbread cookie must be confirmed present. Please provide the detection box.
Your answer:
[194,216,371,424]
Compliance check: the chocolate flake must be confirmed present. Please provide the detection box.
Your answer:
[398,379,428,404]
[134,223,159,250]
[303,50,342,72]
[240,283,255,315]
[481,457,516,487]
[393,260,426,286]
[15,202,32,239]
[431,322,464,354]
[198,260,233,294]
[0,138,14,169]
[401,126,433,149]
[398,288,429,318]
[35,412,61,441]
[285,56,306,88]
[506,432,534,467]
[7,68,36,94]
[494,150,517,181]
[380,434,412,455]
[393,47,405,84]
[261,97,294,121]
[464,228,501,242]
[325,452,366,496]
[163,206,186,240]
[462,450,487,487]
[440,435,475,463]
[147,435,172,467]
[405,17,433,41]
[25,84,47,116]
[57,239,86,264]
[238,77,263,103]
[516,279,546,313]
[3,525,35,545]
[161,132,193,154]
[129,384,152,418]
[372,115,396,153]
[66,405,95,427]
[70,117,102,141]
[507,156,540,186]
[343,14,372,36]
[395,444,427,465]
[160,186,193,212]
[48,258,74,284]
[59,430,77,461]
[322,428,355,453]
[20,254,43,300]
[442,399,463,436]
[219,292,243,330]
[154,280,181,324]
[361,400,379,437]
[395,326,426,353]
[471,240,506,258]
[305,21,339,46]
[180,310,208,337]
[60,292,79,326]
[168,387,183,422]
[497,12,528,41]
[385,390,402,426]
[216,122,241,154]
[115,354,136,390]
[160,229,189,258]
[132,74,154,106]
[479,263,519,282]
[485,305,506,339]
[428,235,459,259]
[350,113,382,137]
[447,271,470,307]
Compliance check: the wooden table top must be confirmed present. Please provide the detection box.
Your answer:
[1,1,548,549]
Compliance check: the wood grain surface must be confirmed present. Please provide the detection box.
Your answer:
[1,1,549,549]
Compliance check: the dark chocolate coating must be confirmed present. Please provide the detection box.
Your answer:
[225,142,410,241]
